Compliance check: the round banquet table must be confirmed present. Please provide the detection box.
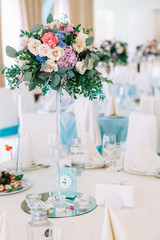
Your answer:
[1,167,160,240]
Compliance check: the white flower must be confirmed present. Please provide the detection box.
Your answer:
[116,47,124,54]
[76,60,87,75]
[47,20,61,30]
[38,44,51,57]
[115,41,121,49]
[44,59,58,72]
[48,47,64,61]
[28,39,41,56]
[87,58,95,70]
[18,56,29,67]
[73,31,88,53]
[21,35,30,48]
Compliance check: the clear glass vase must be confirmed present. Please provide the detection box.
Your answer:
[52,89,67,209]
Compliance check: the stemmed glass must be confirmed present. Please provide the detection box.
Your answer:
[102,134,116,170]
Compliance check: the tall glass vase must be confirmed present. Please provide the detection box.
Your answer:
[52,88,67,209]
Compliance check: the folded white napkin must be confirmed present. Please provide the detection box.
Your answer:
[96,184,135,208]
[105,96,123,116]
[136,139,160,172]
[0,210,9,240]
[82,133,104,165]
[19,131,33,168]
[101,205,131,240]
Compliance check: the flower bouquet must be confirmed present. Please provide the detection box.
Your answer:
[141,40,160,60]
[99,39,128,66]
[1,13,111,209]
[1,14,111,100]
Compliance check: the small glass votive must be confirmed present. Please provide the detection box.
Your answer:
[70,138,85,176]
[26,193,42,209]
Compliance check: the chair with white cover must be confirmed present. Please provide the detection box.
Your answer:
[125,111,158,168]
[19,113,56,164]
[66,97,101,146]
[0,88,18,137]
[139,96,160,153]
[135,72,152,97]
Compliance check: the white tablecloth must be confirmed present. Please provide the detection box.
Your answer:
[1,167,160,240]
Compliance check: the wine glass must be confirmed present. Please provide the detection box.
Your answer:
[102,134,116,169]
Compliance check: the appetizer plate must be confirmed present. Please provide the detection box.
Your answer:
[0,178,31,196]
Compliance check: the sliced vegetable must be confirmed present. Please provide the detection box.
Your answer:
[0,185,5,192]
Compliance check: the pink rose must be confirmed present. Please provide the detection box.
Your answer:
[64,24,74,35]
[41,32,59,48]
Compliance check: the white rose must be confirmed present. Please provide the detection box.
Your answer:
[21,35,30,48]
[38,44,51,57]
[48,47,64,61]
[47,20,61,30]
[18,57,29,67]
[28,39,41,56]
[115,41,121,49]
[87,58,95,70]
[73,31,88,53]
[76,60,87,75]
[44,59,58,72]
[116,47,124,54]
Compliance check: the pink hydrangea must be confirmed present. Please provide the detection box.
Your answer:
[57,46,78,70]
[64,24,74,35]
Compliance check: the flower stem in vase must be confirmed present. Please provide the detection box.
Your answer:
[52,89,67,209]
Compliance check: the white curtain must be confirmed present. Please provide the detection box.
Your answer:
[1,0,22,71]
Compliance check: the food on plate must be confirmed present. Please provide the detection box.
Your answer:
[0,171,23,193]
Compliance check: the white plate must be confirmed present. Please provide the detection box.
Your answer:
[0,178,32,196]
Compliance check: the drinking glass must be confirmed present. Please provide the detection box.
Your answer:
[120,141,127,171]
[102,134,116,168]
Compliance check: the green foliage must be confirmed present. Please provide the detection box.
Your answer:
[6,46,17,58]
[85,37,94,47]
[47,13,53,24]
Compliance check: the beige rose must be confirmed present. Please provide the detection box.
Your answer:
[87,58,95,70]
[18,57,29,67]
[47,20,61,30]
[48,47,64,61]
[44,59,58,72]
[76,60,87,75]
[38,44,51,57]
[21,35,30,48]
[116,47,124,54]
[28,39,41,56]
[73,31,88,53]
[115,41,121,49]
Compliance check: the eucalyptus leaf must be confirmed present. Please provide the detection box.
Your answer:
[23,72,32,82]
[31,24,43,32]
[85,37,94,47]
[84,56,89,67]
[6,46,17,58]
[52,25,57,33]
[47,13,53,24]
[29,82,36,91]
[87,69,94,79]
[40,62,47,71]
[90,53,99,60]
[57,68,67,75]
[41,72,51,80]
[20,65,30,70]
[67,70,74,78]
[52,74,61,87]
